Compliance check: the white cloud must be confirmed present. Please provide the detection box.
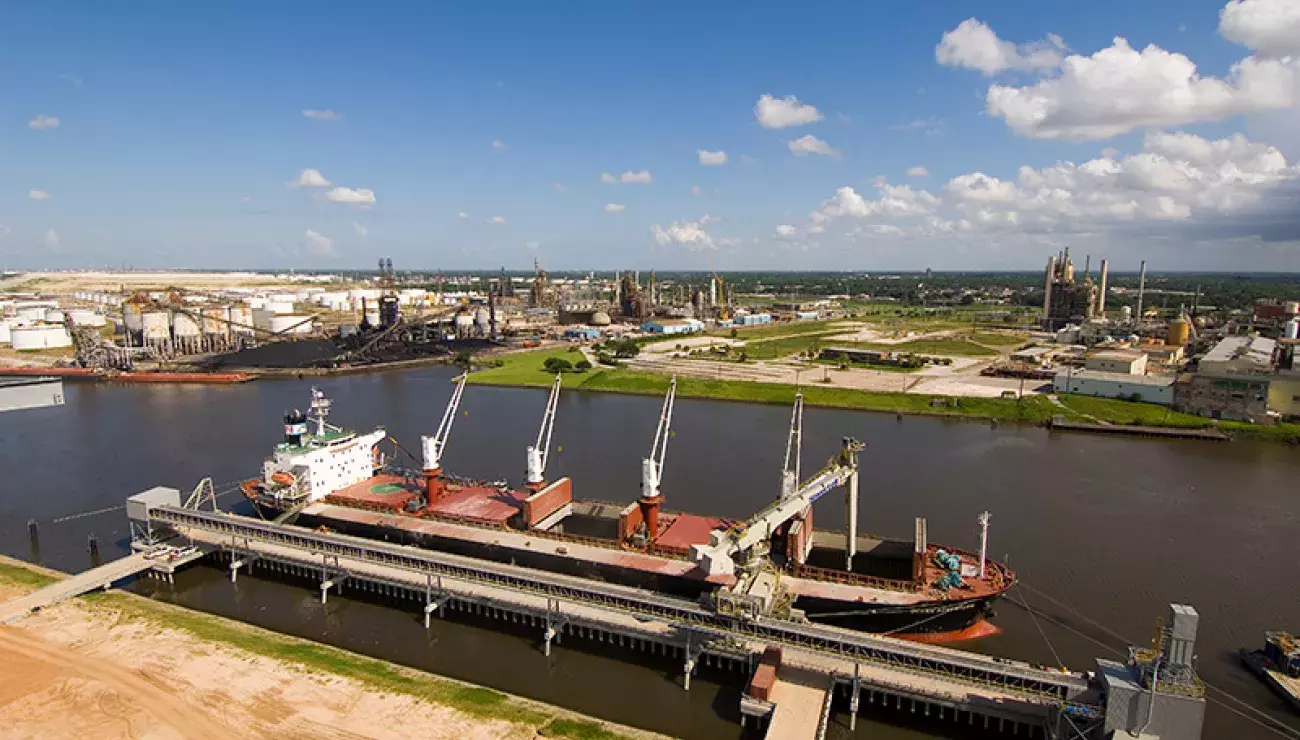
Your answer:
[775,224,797,237]
[985,36,1296,140]
[292,168,331,188]
[550,182,567,193]
[807,132,1299,243]
[889,117,945,135]
[323,186,376,206]
[935,19,1066,75]
[458,211,470,219]
[28,190,51,200]
[651,216,717,251]
[352,221,368,237]
[488,216,507,224]
[907,166,929,177]
[242,195,255,204]
[304,229,335,256]
[1219,0,1300,57]
[604,203,626,213]
[698,149,728,166]
[43,229,61,251]
[56,73,83,88]
[525,241,540,251]
[492,139,507,149]
[29,114,60,131]
[600,173,617,184]
[754,94,823,129]
[787,134,841,157]
[691,185,703,197]
[601,170,653,184]
[302,109,343,121]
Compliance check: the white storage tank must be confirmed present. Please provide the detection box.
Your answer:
[1286,301,1300,316]
[269,315,313,335]
[44,309,65,323]
[142,311,171,342]
[16,306,46,321]
[0,320,12,345]
[1120,305,1133,320]
[247,297,267,310]
[229,306,254,335]
[268,293,296,304]
[65,309,103,327]
[10,324,72,350]
[123,303,144,335]
[252,308,275,332]
[172,311,201,338]
[202,306,231,335]
[454,312,474,332]
[1285,319,1299,340]
[363,309,381,327]
[265,300,295,315]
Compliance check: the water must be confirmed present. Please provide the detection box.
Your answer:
[2,366,1297,739]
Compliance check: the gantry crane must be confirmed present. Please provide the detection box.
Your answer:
[525,373,563,490]
[421,373,468,499]
[638,376,677,540]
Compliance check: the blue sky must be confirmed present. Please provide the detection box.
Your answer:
[2,1,1298,271]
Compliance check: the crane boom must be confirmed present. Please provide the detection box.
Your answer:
[637,377,677,541]
[422,372,468,474]
[781,391,804,498]
[525,374,563,488]
[691,437,863,576]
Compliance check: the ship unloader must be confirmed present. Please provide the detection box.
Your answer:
[243,377,1014,639]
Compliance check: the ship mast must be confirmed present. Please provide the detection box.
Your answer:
[978,511,991,579]
[309,387,332,437]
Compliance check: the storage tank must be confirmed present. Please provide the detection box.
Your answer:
[202,306,231,335]
[43,309,65,323]
[252,308,275,332]
[142,311,171,343]
[1120,305,1132,321]
[591,311,611,326]
[123,303,144,336]
[0,320,11,345]
[363,309,381,327]
[1285,319,1300,340]
[16,306,46,321]
[172,311,200,338]
[454,311,474,335]
[1167,317,1191,346]
[1286,301,1300,316]
[229,305,254,335]
[269,315,313,335]
[10,324,71,350]
[265,300,295,315]
[268,293,296,304]
[474,307,490,335]
[65,309,99,327]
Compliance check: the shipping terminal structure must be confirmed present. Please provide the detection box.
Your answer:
[243,377,1015,638]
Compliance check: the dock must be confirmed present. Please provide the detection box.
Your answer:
[0,552,152,623]
[1047,418,1228,441]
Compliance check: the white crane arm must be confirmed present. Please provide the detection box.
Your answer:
[526,374,562,486]
[641,377,677,499]
[422,373,468,471]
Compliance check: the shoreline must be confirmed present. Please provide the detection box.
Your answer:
[0,555,665,740]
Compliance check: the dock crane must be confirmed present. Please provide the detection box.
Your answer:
[691,434,864,578]
[421,373,468,500]
[638,376,677,541]
[525,374,563,490]
[781,390,804,499]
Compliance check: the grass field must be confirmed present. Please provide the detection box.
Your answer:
[853,338,1000,357]
[967,332,1030,347]
[468,348,1298,441]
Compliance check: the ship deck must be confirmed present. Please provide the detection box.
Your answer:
[308,475,1011,608]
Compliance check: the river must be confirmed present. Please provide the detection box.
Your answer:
[1,365,1297,739]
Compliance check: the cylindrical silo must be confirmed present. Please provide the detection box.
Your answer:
[0,320,12,345]
[1167,317,1190,346]
[229,305,254,335]
[142,310,171,349]
[265,300,295,315]
[1285,320,1299,340]
[269,315,313,335]
[172,311,201,354]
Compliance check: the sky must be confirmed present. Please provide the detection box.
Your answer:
[2,0,1299,272]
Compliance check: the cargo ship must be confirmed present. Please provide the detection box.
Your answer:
[242,376,1014,638]
[1239,631,1300,713]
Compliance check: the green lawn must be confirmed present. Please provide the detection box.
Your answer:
[468,349,1296,441]
[967,332,1030,347]
[0,559,60,590]
[707,319,848,341]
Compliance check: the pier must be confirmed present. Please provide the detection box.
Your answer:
[1047,418,1229,441]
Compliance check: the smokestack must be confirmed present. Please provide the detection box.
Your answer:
[1136,260,1147,322]
[1084,254,1091,280]
[1043,256,1056,328]
[1097,259,1109,315]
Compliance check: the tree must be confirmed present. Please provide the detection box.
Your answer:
[543,357,573,373]
[454,350,474,368]
[575,359,592,372]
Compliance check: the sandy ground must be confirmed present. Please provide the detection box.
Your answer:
[2,271,333,293]
[0,579,661,740]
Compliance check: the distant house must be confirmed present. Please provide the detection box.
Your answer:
[735,313,772,326]
[641,318,704,335]
[562,326,600,341]
[1085,349,1148,375]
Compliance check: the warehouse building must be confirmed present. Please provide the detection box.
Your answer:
[1053,369,1175,405]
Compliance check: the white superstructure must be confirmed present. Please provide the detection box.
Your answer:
[256,388,386,508]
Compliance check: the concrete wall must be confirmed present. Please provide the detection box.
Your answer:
[522,477,572,528]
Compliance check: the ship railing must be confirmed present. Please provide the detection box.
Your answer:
[792,563,924,594]
[150,506,1093,706]
[520,524,634,554]
[421,510,511,530]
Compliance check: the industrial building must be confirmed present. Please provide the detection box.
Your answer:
[1175,335,1299,422]
[641,318,704,335]
[1041,248,1107,331]
[1053,369,1175,405]
[1085,349,1148,375]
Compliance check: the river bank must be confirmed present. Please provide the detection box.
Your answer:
[466,347,1300,443]
[0,556,663,740]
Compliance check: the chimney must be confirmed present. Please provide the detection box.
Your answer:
[1137,260,1147,321]
[1097,258,1109,315]
[1043,256,1057,328]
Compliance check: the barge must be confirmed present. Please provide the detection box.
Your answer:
[242,376,1014,638]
